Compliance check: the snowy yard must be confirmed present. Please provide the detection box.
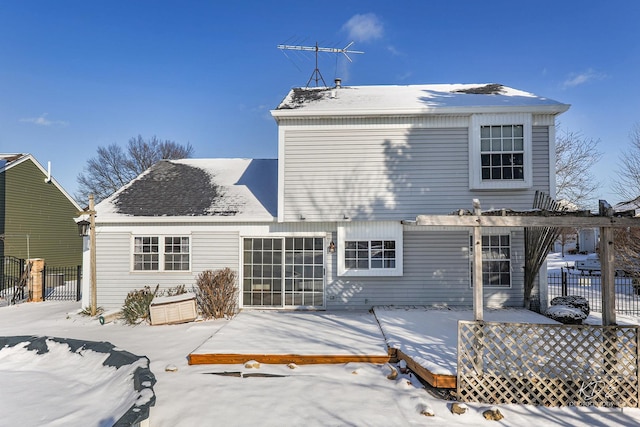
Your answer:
[1,301,640,426]
[547,252,640,315]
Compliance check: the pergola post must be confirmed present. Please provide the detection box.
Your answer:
[600,225,616,326]
[473,200,483,321]
[599,200,616,326]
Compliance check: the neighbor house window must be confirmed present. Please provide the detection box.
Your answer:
[344,240,396,270]
[482,234,511,287]
[480,125,524,180]
[469,114,532,190]
[133,236,190,271]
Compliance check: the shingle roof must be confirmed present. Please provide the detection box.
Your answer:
[97,158,277,222]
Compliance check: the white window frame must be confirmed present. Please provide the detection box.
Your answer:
[337,222,403,277]
[131,235,191,272]
[469,229,513,289]
[469,113,532,190]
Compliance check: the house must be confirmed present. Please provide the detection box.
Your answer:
[0,154,83,265]
[87,83,569,311]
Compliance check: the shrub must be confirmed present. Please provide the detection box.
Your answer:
[194,268,238,319]
[122,285,159,325]
[161,284,187,297]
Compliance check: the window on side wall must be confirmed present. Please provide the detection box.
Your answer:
[344,240,396,270]
[133,236,190,271]
[480,125,524,181]
[469,114,532,190]
[470,234,511,288]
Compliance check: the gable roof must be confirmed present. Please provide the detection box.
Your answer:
[272,83,570,118]
[96,158,277,222]
[1,153,82,211]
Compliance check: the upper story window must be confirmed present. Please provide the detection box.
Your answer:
[133,236,190,271]
[470,114,532,190]
[480,125,524,180]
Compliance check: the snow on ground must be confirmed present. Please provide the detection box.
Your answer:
[375,307,559,376]
[546,252,589,272]
[1,301,640,426]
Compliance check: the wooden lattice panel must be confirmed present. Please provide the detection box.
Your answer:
[457,321,640,407]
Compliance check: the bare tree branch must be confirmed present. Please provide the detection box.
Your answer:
[555,128,602,208]
[76,135,194,203]
[613,123,640,204]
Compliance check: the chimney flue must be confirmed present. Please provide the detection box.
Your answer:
[334,78,342,88]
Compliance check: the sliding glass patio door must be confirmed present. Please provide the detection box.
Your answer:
[243,237,324,308]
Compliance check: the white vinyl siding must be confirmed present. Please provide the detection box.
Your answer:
[96,230,239,309]
[281,122,552,222]
[325,228,525,310]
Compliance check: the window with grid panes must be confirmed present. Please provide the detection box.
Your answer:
[482,234,511,287]
[480,125,524,181]
[345,240,396,270]
[133,236,189,271]
[164,236,190,270]
[133,237,159,271]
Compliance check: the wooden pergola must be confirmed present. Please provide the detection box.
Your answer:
[403,200,640,326]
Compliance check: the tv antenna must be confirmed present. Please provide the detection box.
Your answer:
[277,41,364,87]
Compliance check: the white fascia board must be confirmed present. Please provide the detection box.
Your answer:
[95,216,278,225]
[271,104,571,119]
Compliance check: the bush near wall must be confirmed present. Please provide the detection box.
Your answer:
[194,268,238,319]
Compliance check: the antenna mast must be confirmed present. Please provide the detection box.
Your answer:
[277,41,364,87]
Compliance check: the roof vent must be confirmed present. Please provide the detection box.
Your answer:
[334,78,342,88]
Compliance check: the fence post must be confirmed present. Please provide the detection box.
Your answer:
[561,267,568,297]
[42,264,47,301]
[76,265,82,301]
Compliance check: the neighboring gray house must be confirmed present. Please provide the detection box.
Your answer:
[86,83,569,310]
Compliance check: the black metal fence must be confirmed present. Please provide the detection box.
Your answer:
[42,264,82,301]
[1,256,81,304]
[1,256,26,302]
[548,268,640,315]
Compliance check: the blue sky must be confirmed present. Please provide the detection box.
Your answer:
[1,1,639,205]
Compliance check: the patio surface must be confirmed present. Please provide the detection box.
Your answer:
[188,307,559,388]
[188,310,390,365]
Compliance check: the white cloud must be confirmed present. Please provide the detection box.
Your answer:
[20,113,68,127]
[342,13,383,43]
[563,68,607,88]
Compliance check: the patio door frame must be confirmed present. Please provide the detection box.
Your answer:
[240,235,327,309]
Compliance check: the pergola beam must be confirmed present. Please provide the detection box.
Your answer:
[407,200,640,327]
[410,214,639,228]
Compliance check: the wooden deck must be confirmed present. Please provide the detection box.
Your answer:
[188,352,391,365]
[188,347,455,389]
[393,349,456,389]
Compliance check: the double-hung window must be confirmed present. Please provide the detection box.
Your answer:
[480,125,524,180]
[470,233,512,288]
[344,240,396,270]
[469,114,532,190]
[482,234,511,287]
[133,236,190,271]
[338,222,403,277]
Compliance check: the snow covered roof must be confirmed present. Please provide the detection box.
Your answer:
[615,197,640,216]
[96,158,277,222]
[272,83,570,118]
